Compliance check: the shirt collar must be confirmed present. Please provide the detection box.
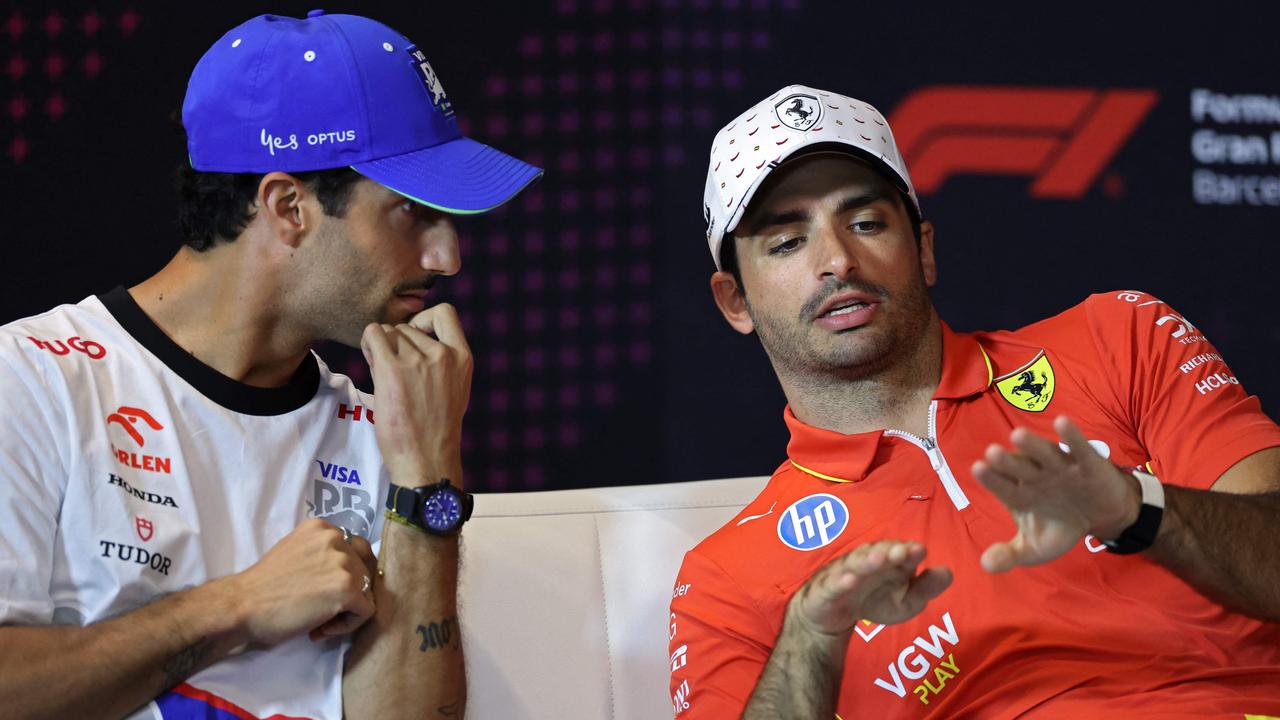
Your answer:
[784,321,993,484]
[935,320,995,400]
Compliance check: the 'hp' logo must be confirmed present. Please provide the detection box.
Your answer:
[777,494,849,551]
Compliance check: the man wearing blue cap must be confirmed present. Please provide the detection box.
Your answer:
[0,10,540,718]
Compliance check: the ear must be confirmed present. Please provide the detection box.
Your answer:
[258,172,309,248]
[918,220,937,287]
[710,270,755,335]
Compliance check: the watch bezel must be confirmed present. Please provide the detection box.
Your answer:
[420,485,464,532]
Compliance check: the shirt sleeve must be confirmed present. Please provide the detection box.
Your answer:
[668,548,775,719]
[1085,290,1280,490]
[0,353,69,625]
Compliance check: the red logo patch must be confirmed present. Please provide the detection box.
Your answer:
[106,406,164,447]
[135,516,154,542]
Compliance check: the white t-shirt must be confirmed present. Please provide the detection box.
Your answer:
[0,288,387,719]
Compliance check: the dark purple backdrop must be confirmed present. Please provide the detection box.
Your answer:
[4,2,1278,491]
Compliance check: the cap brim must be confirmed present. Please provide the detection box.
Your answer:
[352,136,543,215]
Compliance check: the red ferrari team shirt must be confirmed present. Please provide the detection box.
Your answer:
[669,291,1280,720]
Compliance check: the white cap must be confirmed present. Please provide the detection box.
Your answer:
[703,84,921,269]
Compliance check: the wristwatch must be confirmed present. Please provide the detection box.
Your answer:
[1102,469,1165,555]
[385,479,474,536]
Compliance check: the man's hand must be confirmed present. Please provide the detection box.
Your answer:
[0,520,376,720]
[789,540,952,637]
[221,519,378,646]
[346,305,471,718]
[972,415,1140,573]
[360,304,473,487]
[744,541,951,719]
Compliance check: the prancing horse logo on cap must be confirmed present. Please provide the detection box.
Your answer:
[775,93,821,132]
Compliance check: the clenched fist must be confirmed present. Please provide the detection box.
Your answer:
[360,303,472,488]
[220,519,378,647]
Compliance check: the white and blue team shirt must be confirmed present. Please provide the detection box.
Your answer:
[0,287,388,719]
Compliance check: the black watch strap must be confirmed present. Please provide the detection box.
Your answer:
[1103,470,1165,555]
[384,480,473,536]
[386,483,424,518]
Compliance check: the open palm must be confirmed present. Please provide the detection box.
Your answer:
[794,541,953,633]
[972,416,1137,573]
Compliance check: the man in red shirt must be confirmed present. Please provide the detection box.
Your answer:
[669,84,1280,719]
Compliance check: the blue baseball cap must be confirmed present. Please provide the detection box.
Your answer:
[182,10,542,214]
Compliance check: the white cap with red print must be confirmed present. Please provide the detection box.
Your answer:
[702,84,921,269]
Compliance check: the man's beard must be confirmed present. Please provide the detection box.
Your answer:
[309,278,438,348]
[392,275,438,296]
[383,275,441,324]
[305,224,443,346]
[747,269,933,380]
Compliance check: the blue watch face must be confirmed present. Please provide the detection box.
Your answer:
[421,488,463,531]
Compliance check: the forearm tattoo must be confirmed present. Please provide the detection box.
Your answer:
[160,637,213,689]
[415,616,458,652]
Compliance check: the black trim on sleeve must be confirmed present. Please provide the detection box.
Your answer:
[99,286,320,416]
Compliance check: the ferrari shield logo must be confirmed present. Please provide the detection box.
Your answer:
[135,516,154,542]
[995,351,1055,412]
[775,93,821,132]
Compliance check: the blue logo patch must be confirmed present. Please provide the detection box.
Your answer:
[307,459,375,539]
[406,46,453,116]
[777,493,849,551]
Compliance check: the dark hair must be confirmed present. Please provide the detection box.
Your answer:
[176,164,364,251]
[720,231,744,289]
[717,191,922,292]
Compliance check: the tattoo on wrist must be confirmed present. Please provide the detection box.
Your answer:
[160,637,213,689]
[415,616,458,652]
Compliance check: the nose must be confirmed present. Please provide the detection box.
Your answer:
[813,223,857,281]
[421,218,462,276]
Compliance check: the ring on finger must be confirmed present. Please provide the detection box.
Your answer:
[342,527,352,545]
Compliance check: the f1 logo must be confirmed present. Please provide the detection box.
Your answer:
[888,86,1158,197]
[777,493,850,551]
[106,407,164,447]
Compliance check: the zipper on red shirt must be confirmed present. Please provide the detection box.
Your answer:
[883,401,971,510]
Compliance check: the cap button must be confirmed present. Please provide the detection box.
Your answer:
[306,9,326,18]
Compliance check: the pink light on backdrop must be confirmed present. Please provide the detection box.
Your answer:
[2,8,142,164]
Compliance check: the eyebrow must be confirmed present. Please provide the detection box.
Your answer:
[751,209,811,232]
[748,191,893,234]
[834,191,893,216]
